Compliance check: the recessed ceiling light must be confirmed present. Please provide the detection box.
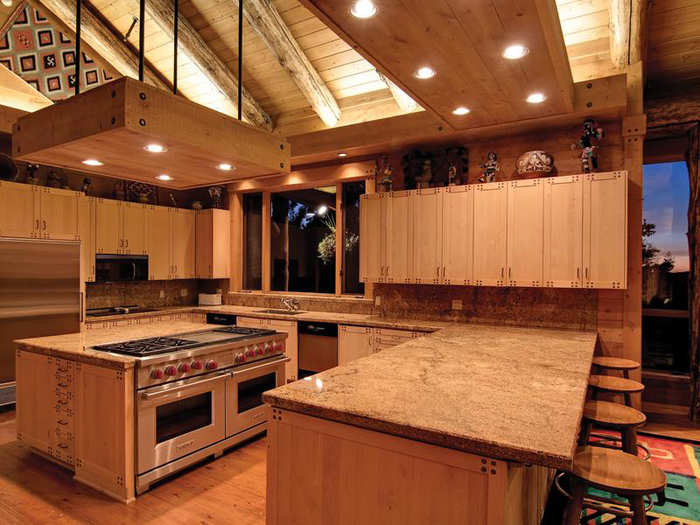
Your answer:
[503,44,529,60]
[156,174,173,181]
[0,0,13,7]
[82,159,103,166]
[452,107,470,116]
[144,143,167,153]
[414,66,436,79]
[526,92,546,104]
[350,0,376,18]
[338,152,348,157]
[317,205,328,215]
[217,163,234,171]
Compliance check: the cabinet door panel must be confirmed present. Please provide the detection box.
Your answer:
[339,325,372,365]
[583,171,627,289]
[0,181,37,238]
[411,189,442,283]
[359,194,382,282]
[171,210,195,279]
[507,179,544,287]
[385,191,412,283]
[39,188,80,240]
[544,175,583,288]
[146,206,171,280]
[268,319,298,382]
[473,183,507,286]
[195,209,230,279]
[442,186,473,285]
[95,200,121,254]
[16,351,54,454]
[79,197,96,282]
[121,203,147,255]
[236,317,266,328]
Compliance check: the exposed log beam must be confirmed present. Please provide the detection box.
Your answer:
[145,0,272,130]
[31,0,169,90]
[377,73,419,113]
[609,0,648,69]
[646,92,700,129]
[232,0,339,128]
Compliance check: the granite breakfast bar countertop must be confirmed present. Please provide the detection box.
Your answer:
[263,324,597,470]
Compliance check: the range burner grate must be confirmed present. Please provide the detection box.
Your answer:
[93,336,202,356]
[213,326,276,336]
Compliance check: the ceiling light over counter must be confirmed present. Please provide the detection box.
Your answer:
[12,78,291,190]
[156,174,173,181]
[526,92,547,104]
[82,159,103,166]
[144,143,167,153]
[414,66,436,79]
[350,0,376,18]
[503,44,529,60]
[217,163,234,171]
[338,152,348,157]
[452,107,470,116]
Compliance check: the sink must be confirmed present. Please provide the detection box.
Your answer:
[257,309,306,315]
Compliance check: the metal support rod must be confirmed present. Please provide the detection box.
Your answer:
[237,0,242,120]
[138,0,145,82]
[173,0,179,94]
[75,0,81,96]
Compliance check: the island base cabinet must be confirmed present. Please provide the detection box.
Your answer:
[266,408,550,525]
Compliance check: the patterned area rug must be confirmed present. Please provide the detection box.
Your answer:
[583,432,700,524]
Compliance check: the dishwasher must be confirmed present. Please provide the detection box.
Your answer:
[298,321,338,378]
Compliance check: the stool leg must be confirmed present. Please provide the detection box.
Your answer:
[578,421,592,446]
[629,495,646,525]
[591,388,599,401]
[623,369,630,379]
[563,479,585,525]
[624,392,632,406]
[622,429,638,455]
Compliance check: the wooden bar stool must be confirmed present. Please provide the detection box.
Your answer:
[589,375,644,407]
[592,356,640,379]
[579,400,650,459]
[562,447,666,525]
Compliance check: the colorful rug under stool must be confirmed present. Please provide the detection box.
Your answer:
[583,432,700,524]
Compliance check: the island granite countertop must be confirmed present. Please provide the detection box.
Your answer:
[263,324,597,470]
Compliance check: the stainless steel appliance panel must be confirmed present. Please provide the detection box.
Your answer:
[298,321,338,377]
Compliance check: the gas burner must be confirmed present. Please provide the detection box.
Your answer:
[93,336,202,356]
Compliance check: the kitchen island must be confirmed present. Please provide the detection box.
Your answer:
[263,324,597,525]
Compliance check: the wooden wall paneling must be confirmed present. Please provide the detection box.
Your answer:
[473,182,508,287]
[441,185,474,285]
[506,179,544,287]
[411,189,442,284]
[385,190,412,284]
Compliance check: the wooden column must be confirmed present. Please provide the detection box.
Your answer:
[687,125,700,420]
[228,189,243,292]
[364,176,375,301]
[335,182,343,295]
[262,191,271,292]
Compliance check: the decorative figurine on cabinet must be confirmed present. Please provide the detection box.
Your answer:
[46,170,62,188]
[81,177,92,195]
[416,159,433,188]
[447,161,458,186]
[479,152,500,183]
[376,155,393,192]
[572,118,605,173]
[25,164,40,185]
[113,181,126,200]
[208,185,224,209]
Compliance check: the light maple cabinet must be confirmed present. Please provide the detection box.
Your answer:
[544,175,583,287]
[583,171,627,289]
[237,316,298,382]
[506,179,544,287]
[0,181,79,240]
[16,350,54,455]
[385,190,412,283]
[473,182,508,286]
[146,205,171,280]
[359,193,383,283]
[78,196,96,283]
[338,325,372,365]
[196,209,231,279]
[145,206,195,280]
[412,188,443,283]
[441,185,474,285]
[95,199,146,255]
[171,208,196,279]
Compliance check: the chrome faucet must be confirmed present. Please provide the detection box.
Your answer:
[281,297,300,312]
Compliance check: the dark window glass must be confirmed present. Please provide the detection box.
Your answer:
[641,161,690,373]
[238,373,277,413]
[243,193,262,290]
[155,392,212,443]
[342,180,365,295]
[270,187,336,293]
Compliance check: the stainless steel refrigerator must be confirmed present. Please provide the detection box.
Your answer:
[0,238,81,405]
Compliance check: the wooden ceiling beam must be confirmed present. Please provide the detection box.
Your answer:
[31,0,169,90]
[377,73,419,113]
[232,0,339,128]
[145,0,272,130]
[608,0,648,69]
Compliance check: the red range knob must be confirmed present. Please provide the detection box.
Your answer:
[245,348,256,358]
[151,368,164,379]
[190,360,203,370]
[263,343,272,354]
[256,346,264,355]
[178,363,190,373]
[164,365,177,376]
[205,360,218,370]
[273,341,284,352]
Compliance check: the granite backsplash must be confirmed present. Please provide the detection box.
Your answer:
[225,291,374,315]
[86,280,200,310]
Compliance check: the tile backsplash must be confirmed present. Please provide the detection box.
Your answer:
[86,280,200,310]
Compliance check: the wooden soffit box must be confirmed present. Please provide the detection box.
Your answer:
[12,78,290,189]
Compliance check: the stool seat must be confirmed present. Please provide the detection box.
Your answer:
[571,446,666,496]
[592,356,640,370]
[583,400,646,428]
[589,375,645,393]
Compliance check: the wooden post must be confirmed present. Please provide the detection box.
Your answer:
[364,176,375,301]
[262,191,271,292]
[228,189,243,292]
[335,182,343,295]
[687,125,700,420]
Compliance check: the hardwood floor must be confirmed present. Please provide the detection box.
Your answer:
[0,408,267,524]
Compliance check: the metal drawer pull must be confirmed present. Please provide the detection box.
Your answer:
[57,419,69,426]
[140,372,228,401]
[57,442,70,449]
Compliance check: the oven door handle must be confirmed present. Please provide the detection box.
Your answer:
[140,372,228,401]
[232,357,290,378]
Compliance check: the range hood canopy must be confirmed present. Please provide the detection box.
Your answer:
[12,78,291,189]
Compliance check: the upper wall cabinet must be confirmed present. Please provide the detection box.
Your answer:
[0,181,80,240]
[95,200,147,255]
[196,209,231,279]
[360,171,628,290]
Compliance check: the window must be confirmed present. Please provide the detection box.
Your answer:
[271,187,337,294]
[342,180,365,294]
[642,161,690,373]
[243,193,262,290]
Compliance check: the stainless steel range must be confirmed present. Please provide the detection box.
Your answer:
[92,326,288,494]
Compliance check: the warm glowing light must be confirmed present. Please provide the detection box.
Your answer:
[350,0,376,18]
[156,174,173,181]
[414,66,436,79]
[503,44,529,60]
[452,107,470,116]
[82,159,103,166]
[317,205,328,215]
[0,0,14,7]
[526,92,546,104]
[338,152,348,157]
[217,163,234,171]
[144,143,167,153]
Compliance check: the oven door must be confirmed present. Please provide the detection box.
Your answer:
[226,357,287,437]
[137,371,227,474]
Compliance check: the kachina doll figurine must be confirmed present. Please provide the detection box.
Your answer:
[378,156,393,192]
[416,159,432,188]
[572,118,605,172]
[479,152,500,183]
[447,161,458,186]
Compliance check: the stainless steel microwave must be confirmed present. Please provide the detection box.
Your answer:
[95,254,149,282]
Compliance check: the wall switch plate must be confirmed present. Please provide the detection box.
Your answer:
[180,288,188,297]
[159,290,165,299]
[451,299,463,311]
[375,295,382,306]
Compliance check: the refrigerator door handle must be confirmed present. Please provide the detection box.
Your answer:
[79,292,84,323]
